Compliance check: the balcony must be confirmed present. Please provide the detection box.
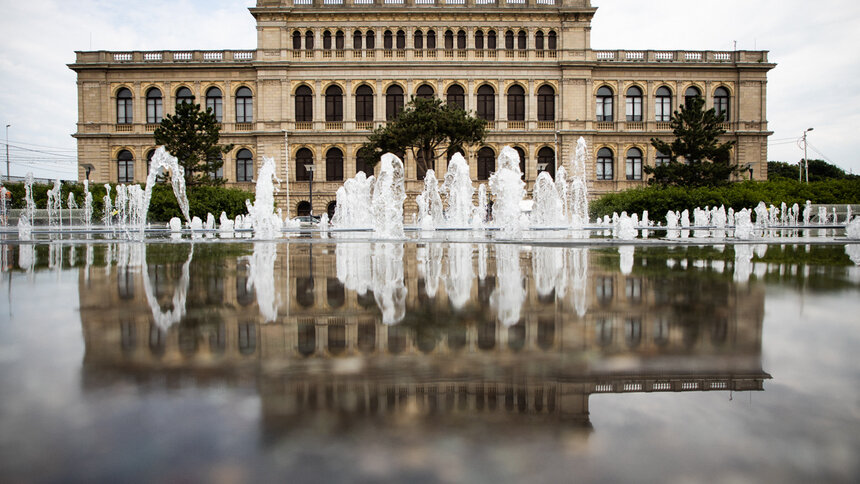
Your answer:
[356,121,374,130]
[326,121,343,130]
[656,122,672,131]
[145,124,159,132]
[537,121,555,130]
[115,124,133,132]
[596,121,615,130]
[508,121,525,130]
[236,123,253,131]
[295,122,313,130]
[626,121,644,131]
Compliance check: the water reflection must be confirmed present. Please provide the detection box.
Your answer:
[60,241,805,434]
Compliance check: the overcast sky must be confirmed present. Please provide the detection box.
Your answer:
[0,0,858,180]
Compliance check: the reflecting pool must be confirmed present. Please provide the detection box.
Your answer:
[1,239,859,483]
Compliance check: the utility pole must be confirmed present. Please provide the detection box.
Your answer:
[802,128,814,183]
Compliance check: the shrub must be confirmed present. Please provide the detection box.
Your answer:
[1,181,253,223]
[590,179,860,220]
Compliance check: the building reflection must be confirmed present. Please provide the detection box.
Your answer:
[78,242,770,434]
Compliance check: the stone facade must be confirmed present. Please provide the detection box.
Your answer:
[69,0,775,218]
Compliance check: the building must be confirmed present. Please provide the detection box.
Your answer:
[69,0,776,218]
[77,242,769,430]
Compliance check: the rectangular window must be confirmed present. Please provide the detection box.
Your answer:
[118,160,133,183]
[626,157,642,180]
[146,99,162,124]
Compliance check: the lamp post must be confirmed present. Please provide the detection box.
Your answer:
[304,164,314,217]
[5,124,10,181]
[802,128,813,184]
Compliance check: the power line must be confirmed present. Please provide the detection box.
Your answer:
[2,138,77,151]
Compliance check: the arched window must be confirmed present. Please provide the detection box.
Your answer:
[116,88,132,124]
[323,30,332,50]
[685,86,701,107]
[517,30,527,50]
[355,85,374,122]
[547,31,557,50]
[295,85,313,122]
[335,30,344,51]
[596,318,613,347]
[537,85,555,121]
[297,321,315,355]
[507,85,525,121]
[235,86,253,123]
[457,29,466,50]
[446,84,465,110]
[356,153,373,176]
[365,30,375,49]
[655,150,671,167]
[538,319,555,350]
[238,323,256,355]
[327,201,337,220]
[426,30,436,49]
[353,30,362,50]
[236,148,253,182]
[383,30,393,50]
[305,30,314,50]
[146,87,162,124]
[625,318,642,348]
[475,30,484,50]
[293,30,302,50]
[209,154,223,180]
[386,85,404,120]
[327,278,345,309]
[535,31,544,50]
[176,87,194,105]
[444,30,454,50]
[655,86,672,122]
[514,146,526,180]
[396,30,405,50]
[296,275,314,307]
[146,149,155,176]
[477,147,495,180]
[626,147,643,180]
[626,86,643,122]
[538,147,555,179]
[296,201,312,217]
[488,30,497,49]
[478,321,495,350]
[714,87,730,120]
[597,147,614,180]
[596,86,613,122]
[325,147,343,181]
[414,29,424,49]
[296,148,313,182]
[325,85,343,122]
[205,87,222,122]
[117,150,134,183]
[477,85,495,121]
[416,84,434,99]
[504,30,514,50]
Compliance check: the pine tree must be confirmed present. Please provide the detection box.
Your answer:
[154,102,233,186]
[646,96,737,187]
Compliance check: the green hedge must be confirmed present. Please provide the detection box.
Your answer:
[1,181,253,222]
[590,179,860,219]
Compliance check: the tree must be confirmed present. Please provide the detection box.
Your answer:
[646,96,737,187]
[153,102,233,186]
[357,97,487,175]
[769,159,856,182]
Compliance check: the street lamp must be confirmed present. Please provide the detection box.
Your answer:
[537,162,548,174]
[304,164,314,217]
[802,128,814,184]
[5,124,10,181]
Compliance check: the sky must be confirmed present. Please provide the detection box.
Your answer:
[0,0,858,180]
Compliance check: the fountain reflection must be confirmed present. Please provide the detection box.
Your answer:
[70,241,789,437]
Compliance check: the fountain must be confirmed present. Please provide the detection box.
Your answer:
[488,146,527,234]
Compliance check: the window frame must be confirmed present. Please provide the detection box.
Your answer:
[236,148,254,182]
[235,86,253,123]
[205,87,223,122]
[116,88,133,124]
[625,86,643,122]
[626,147,643,180]
[117,149,134,184]
[596,86,613,122]
[596,147,614,180]
[146,88,163,124]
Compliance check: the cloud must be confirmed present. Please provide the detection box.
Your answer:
[1,0,859,178]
